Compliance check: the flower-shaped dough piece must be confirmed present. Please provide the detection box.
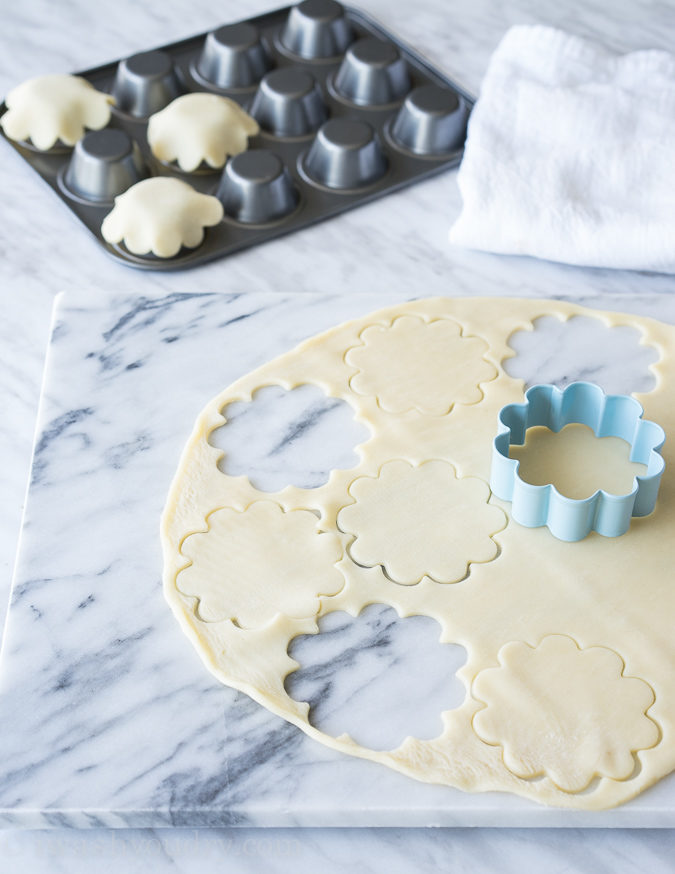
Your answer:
[346,316,497,415]
[337,460,506,584]
[147,93,259,172]
[472,635,660,793]
[178,502,344,627]
[101,177,223,258]
[0,74,114,150]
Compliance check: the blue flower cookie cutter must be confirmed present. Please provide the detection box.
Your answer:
[490,382,666,542]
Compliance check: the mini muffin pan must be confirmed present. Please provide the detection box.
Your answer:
[0,0,473,270]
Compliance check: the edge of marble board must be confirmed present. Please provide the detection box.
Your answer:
[0,293,62,665]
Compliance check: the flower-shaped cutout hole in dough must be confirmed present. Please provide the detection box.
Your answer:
[147,93,259,172]
[0,74,114,151]
[505,316,658,395]
[178,501,344,627]
[337,460,507,585]
[286,604,467,751]
[509,422,648,500]
[101,177,223,258]
[346,315,497,415]
[472,635,660,793]
[209,384,370,492]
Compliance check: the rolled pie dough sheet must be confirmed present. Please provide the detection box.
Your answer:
[101,177,223,258]
[161,297,674,810]
[147,93,259,172]
[0,74,114,150]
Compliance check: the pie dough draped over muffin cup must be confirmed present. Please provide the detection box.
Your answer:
[147,93,259,172]
[1,74,114,150]
[101,177,223,258]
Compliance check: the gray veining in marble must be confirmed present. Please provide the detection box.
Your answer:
[211,385,370,492]
[2,0,675,867]
[286,605,468,751]
[504,316,660,395]
[1,288,675,831]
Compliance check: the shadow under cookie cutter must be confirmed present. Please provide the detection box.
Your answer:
[490,382,666,542]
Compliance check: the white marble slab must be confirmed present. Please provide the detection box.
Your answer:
[1,288,674,829]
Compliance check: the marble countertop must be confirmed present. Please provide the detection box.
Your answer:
[1,0,675,869]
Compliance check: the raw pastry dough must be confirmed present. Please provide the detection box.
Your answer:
[147,93,259,172]
[162,297,674,810]
[101,177,223,258]
[346,315,497,414]
[179,502,344,626]
[0,74,113,150]
[337,460,506,584]
[472,635,659,793]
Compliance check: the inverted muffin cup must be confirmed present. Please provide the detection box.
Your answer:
[333,37,410,106]
[301,118,387,190]
[216,149,299,224]
[249,68,328,137]
[389,84,467,156]
[195,23,272,90]
[280,0,353,60]
[112,51,183,118]
[62,129,147,202]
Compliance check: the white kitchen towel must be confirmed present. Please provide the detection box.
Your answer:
[449,25,675,273]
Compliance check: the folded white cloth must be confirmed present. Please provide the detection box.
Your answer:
[449,25,675,273]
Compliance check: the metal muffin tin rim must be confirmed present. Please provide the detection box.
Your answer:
[296,148,390,194]
[187,59,264,96]
[219,195,306,230]
[12,137,73,156]
[325,69,407,111]
[382,115,465,160]
[272,30,350,65]
[251,123,325,144]
[56,165,116,206]
[109,230,219,264]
